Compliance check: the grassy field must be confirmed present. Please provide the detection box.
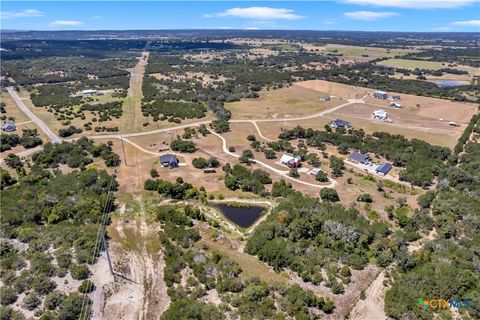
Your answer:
[377,58,445,70]
[227,84,335,120]
[325,44,415,58]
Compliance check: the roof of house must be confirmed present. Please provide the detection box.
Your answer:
[330,119,351,127]
[321,95,331,100]
[279,154,294,163]
[374,90,388,95]
[390,102,401,107]
[376,162,392,174]
[160,154,178,163]
[349,151,370,163]
[373,110,388,117]
[1,122,16,130]
[308,168,322,175]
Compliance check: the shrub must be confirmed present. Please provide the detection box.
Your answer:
[357,193,373,203]
[44,291,66,310]
[315,171,329,182]
[320,188,339,202]
[0,287,17,306]
[78,280,95,293]
[23,292,41,311]
[70,264,91,280]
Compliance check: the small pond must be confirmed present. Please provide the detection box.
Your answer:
[213,203,266,228]
[430,80,470,87]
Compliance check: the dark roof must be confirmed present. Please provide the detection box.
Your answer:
[349,151,370,163]
[330,119,351,128]
[376,162,392,174]
[160,154,178,164]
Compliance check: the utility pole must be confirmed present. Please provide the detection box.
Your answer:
[102,233,115,280]
[120,136,128,166]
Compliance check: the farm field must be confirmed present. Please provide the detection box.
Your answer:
[376,58,445,70]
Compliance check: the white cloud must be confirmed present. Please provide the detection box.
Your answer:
[1,9,44,19]
[344,11,398,20]
[203,7,304,20]
[343,0,476,9]
[90,16,104,19]
[49,20,83,26]
[450,19,480,27]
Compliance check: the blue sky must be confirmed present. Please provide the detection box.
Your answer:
[1,1,479,32]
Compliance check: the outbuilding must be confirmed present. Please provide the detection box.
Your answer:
[1,122,16,132]
[160,154,178,168]
[204,168,216,173]
[389,102,401,108]
[376,163,392,176]
[320,95,331,101]
[329,119,352,129]
[348,151,371,165]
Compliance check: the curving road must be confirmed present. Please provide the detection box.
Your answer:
[208,129,337,189]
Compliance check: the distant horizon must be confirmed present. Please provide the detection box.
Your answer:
[2,28,479,34]
[2,1,479,32]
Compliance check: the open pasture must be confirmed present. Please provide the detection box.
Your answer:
[227,84,335,120]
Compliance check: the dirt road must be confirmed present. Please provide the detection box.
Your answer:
[350,271,387,320]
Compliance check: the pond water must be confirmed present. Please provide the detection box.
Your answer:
[431,80,470,87]
[213,203,265,228]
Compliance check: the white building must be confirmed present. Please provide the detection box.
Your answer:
[81,89,97,95]
[373,109,388,120]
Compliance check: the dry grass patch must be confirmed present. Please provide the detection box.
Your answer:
[227,84,335,120]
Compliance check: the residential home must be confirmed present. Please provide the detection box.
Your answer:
[279,154,302,168]
[348,151,371,165]
[373,91,389,99]
[329,119,352,129]
[389,102,401,108]
[1,122,16,132]
[160,154,179,168]
[373,109,388,120]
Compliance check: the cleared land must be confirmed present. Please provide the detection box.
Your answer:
[376,58,445,70]
[227,84,336,119]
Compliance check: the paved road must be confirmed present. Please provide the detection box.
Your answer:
[6,87,60,143]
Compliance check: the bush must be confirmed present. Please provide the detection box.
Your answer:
[320,188,339,202]
[170,139,197,153]
[210,119,230,133]
[78,280,95,293]
[23,292,41,311]
[44,291,66,310]
[70,264,91,280]
[58,293,87,320]
[150,168,159,178]
[357,193,373,203]
[315,170,328,182]
[0,287,17,306]
[288,168,299,178]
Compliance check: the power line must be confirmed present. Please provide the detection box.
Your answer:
[78,170,117,320]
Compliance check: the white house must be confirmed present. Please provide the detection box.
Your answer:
[279,154,302,168]
[373,91,388,99]
[82,89,97,95]
[373,109,388,120]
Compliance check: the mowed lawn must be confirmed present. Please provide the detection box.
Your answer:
[377,58,445,70]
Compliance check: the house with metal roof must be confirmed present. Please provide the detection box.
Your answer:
[373,91,388,99]
[320,95,331,101]
[1,122,16,132]
[373,109,388,120]
[389,102,401,108]
[279,154,302,168]
[375,163,392,176]
[348,151,371,165]
[329,119,352,129]
[160,154,178,168]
